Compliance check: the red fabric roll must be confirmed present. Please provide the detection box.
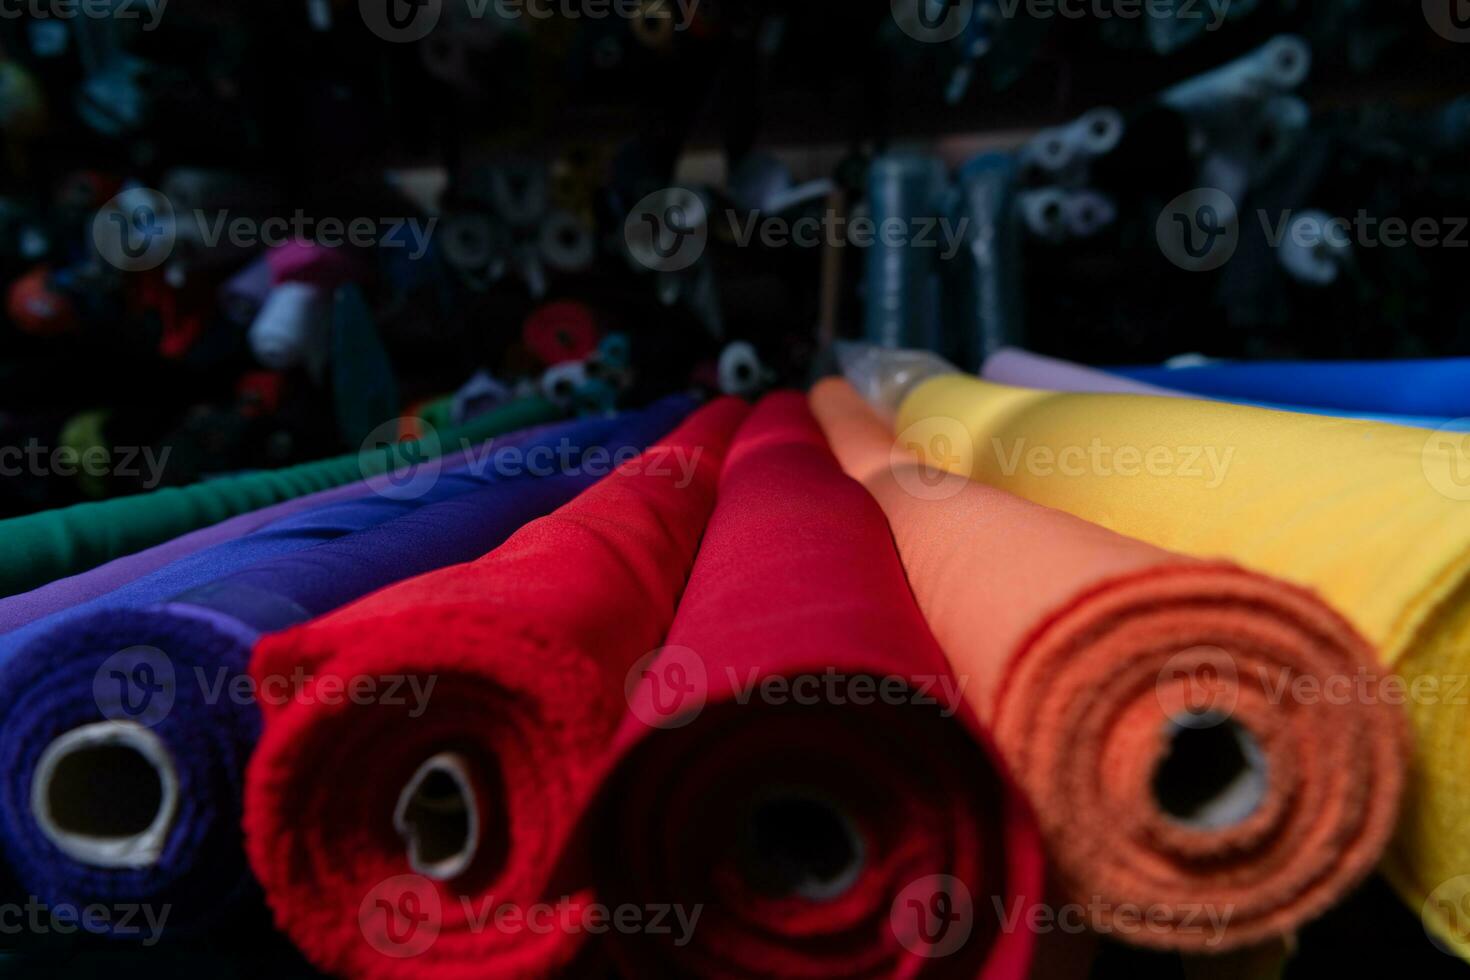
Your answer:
[242,397,749,979]
[584,392,1046,978]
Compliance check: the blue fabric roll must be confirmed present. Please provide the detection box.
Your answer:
[0,396,694,941]
[1116,358,1470,420]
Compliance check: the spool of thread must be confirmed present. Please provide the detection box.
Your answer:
[1062,190,1117,239]
[1069,106,1126,158]
[1018,188,1069,243]
[630,0,677,50]
[1162,34,1311,116]
[1019,127,1074,180]
[863,153,946,351]
[1278,210,1352,287]
[717,341,773,397]
[441,213,499,272]
[248,282,331,375]
[450,371,512,426]
[541,360,588,410]
[6,266,77,337]
[267,241,363,289]
[490,160,550,228]
[537,210,596,273]
[586,333,634,394]
[219,256,274,328]
[58,410,111,499]
[523,301,600,366]
[596,332,631,372]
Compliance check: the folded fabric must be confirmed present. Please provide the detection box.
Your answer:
[984,349,1470,430]
[0,397,561,600]
[0,399,694,941]
[888,369,1470,958]
[0,421,561,634]
[811,378,1407,953]
[243,397,748,979]
[587,392,1045,977]
[1117,356,1470,419]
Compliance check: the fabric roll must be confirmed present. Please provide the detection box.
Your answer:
[0,398,696,943]
[1117,357,1470,419]
[984,349,1470,430]
[0,421,561,633]
[0,398,562,600]
[887,370,1470,958]
[243,398,748,978]
[0,413,619,667]
[811,378,1407,953]
[982,348,1179,398]
[587,392,1046,977]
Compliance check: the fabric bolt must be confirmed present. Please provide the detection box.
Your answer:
[811,378,1407,953]
[0,411,634,667]
[1116,356,1470,419]
[983,349,1470,431]
[982,348,1178,398]
[0,398,696,941]
[0,397,561,600]
[243,398,748,979]
[586,392,1045,978]
[888,369,1470,958]
[0,421,562,633]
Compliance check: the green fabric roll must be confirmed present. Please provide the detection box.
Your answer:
[416,394,458,432]
[0,397,561,599]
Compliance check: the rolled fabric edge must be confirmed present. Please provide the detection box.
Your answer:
[991,561,1408,951]
[0,606,260,936]
[591,697,1045,978]
[244,611,611,978]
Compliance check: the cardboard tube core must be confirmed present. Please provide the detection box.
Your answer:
[32,721,180,868]
[1155,717,1269,830]
[743,791,866,901]
[394,752,480,881]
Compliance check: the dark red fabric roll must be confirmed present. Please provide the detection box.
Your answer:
[242,397,749,979]
[585,392,1046,978]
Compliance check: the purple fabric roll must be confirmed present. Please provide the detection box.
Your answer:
[0,425,556,634]
[981,347,1180,397]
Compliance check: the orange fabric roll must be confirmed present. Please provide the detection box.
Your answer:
[810,378,1408,953]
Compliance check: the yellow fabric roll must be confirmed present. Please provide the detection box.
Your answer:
[895,372,1470,957]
